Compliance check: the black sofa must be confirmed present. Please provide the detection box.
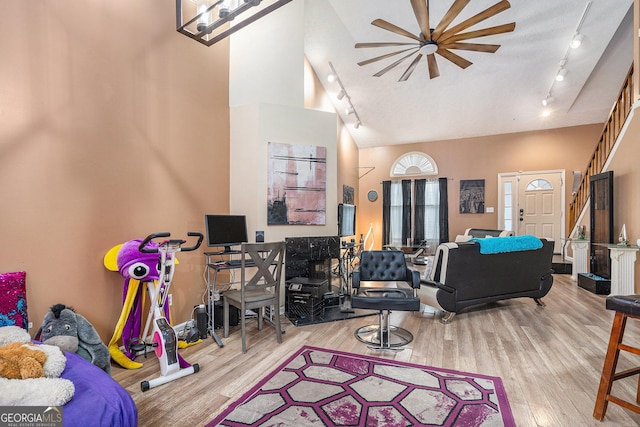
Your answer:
[419,238,554,322]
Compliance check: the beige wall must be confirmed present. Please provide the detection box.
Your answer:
[0,2,230,339]
[358,124,602,247]
[604,106,640,287]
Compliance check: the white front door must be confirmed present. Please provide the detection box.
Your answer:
[498,170,565,254]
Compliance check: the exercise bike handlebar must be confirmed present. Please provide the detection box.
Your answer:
[138,232,204,253]
[183,232,204,252]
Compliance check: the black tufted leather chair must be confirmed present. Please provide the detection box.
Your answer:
[351,250,421,349]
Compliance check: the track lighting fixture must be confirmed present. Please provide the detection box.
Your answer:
[539,1,591,112]
[327,73,336,83]
[328,61,362,130]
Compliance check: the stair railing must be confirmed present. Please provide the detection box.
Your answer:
[569,64,634,231]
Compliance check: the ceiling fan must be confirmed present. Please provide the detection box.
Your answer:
[356,0,516,81]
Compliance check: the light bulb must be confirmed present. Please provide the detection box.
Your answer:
[570,33,583,49]
[542,96,554,107]
[328,74,336,83]
[555,68,567,82]
[218,0,235,19]
[196,1,211,32]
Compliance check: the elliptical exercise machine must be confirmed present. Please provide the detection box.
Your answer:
[131,232,203,392]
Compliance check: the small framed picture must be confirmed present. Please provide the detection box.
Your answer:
[256,231,265,242]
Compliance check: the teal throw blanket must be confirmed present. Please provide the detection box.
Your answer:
[470,235,543,254]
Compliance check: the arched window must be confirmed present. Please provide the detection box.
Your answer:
[526,179,552,191]
[390,152,438,177]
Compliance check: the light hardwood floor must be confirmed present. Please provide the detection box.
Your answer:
[112,274,640,426]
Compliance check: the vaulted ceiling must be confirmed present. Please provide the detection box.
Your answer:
[304,0,634,148]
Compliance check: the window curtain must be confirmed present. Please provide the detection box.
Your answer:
[382,181,391,246]
[438,177,449,244]
[413,179,425,246]
[401,179,411,245]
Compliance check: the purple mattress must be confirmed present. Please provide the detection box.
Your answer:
[61,351,137,426]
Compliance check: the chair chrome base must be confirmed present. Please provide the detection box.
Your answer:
[354,310,413,350]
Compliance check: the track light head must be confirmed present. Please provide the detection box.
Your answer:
[354,121,361,129]
[337,90,345,100]
[328,73,336,83]
[555,68,567,82]
[542,96,555,107]
[345,107,355,115]
[570,33,584,49]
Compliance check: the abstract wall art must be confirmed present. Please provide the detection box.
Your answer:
[268,142,326,225]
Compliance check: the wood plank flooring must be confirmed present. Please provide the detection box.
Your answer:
[112,274,640,426]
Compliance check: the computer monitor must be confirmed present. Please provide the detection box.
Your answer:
[204,214,248,252]
[338,204,356,237]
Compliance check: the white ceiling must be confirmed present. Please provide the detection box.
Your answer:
[304,0,635,148]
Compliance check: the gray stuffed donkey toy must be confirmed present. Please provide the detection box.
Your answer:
[36,303,111,375]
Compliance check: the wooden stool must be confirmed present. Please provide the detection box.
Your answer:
[594,295,640,420]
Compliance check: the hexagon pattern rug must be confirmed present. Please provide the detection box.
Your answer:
[207,345,514,426]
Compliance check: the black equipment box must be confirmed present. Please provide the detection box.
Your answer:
[287,292,324,321]
[577,273,611,295]
[213,301,239,328]
[286,277,329,299]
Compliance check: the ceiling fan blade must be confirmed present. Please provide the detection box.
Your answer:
[372,19,423,42]
[410,0,431,41]
[427,53,440,79]
[440,23,516,44]
[436,48,473,69]
[399,53,423,81]
[358,47,420,67]
[439,42,501,53]
[438,1,512,42]
[431,0,471,40]
[373,51,420,77]
[356,42,420,48]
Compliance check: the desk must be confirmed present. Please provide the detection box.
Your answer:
[204,250,280,347]
[204,250,245,348]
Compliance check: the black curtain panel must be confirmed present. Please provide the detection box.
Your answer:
[402,179,412,245]
[413,179,426,245]
[438,177,449,243]
[382,180,391,246]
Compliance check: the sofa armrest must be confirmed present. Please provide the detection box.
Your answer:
[421,279,455,294]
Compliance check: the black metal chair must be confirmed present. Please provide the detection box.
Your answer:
[351,250,421,350]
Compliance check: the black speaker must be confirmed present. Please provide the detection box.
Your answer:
[196,305,208,340]
[213,301,239,328]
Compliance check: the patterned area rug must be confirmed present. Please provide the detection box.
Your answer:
[208,345,514,426]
